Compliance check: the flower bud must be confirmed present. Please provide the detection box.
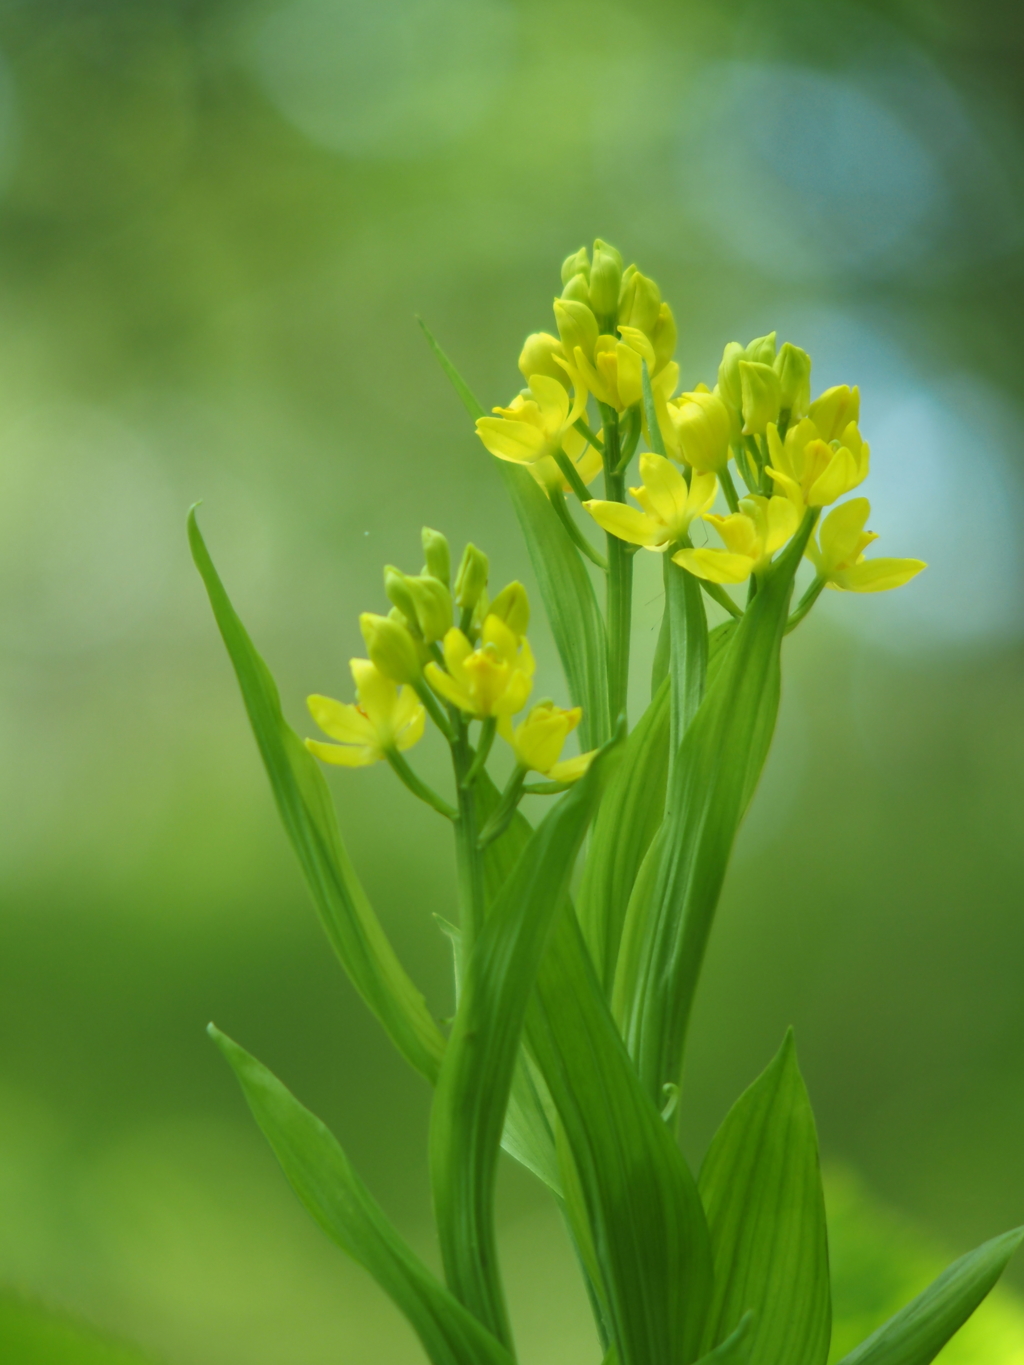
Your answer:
[617,268,661,337]
[518,332,569,388]
[739,360,782,435]
[560,246,590,287]
[359,612,421,685]
[385,568,453,644]
[454,542,490,611]
[744,332,777,366]
[489,580,530,637]
[421,527,450,585]
[589,238,623,319]
[717,341,744,411]
[808,384,860,442]
[773,343,811,419]
[669,391,732,472]
[384,565,419,629]
[553,297,599,364]
[651,302,677,373]
[561,272,592,305]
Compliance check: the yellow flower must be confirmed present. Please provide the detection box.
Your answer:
[518,331,571,388]
[808,384,859,441]
[305,660,424,768]
[808,498,926,592]
[584,453,717,550]
[766,415,869,510]
[425,614,534,718]
[528,422,604,494]
[673,493,799,584]
[566,326,659,411]
[475,374,588,466]
[661,388,732,471]
[499,701,595,783]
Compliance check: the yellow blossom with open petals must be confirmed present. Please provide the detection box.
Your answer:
[585,453,717,550]
[766,415,869,511]
[566,325,669,412]
[673,493,799,584]
[425,614,534,718]
[528,422,603,494]
[306,659,424,768]
[475,374,587,466]
[499,701,595,783]
[808,498,926,593]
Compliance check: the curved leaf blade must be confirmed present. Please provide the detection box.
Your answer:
[189,510,446,1085]
[209,1027,514,1365]
[837,1227,1024,1365]
[698,1031,830,1365]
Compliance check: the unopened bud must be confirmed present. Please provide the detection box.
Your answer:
[739,360,782,435]
[489,580,530,637]
[553,298,599,364]
[669,391,732,472]
[359,612,421,684]
[421,527,450,585]
[561,272,591,306]
[384,565,419,630]
[518,332,569,387]
[589,238,623,319]
[651,302,677,373]
[454,542,490,611]
[808,384,860,442]
[404,574,453,644]
[773,343,811,420]
[560,246,590,286]
[618,268,661,337]
[744,331,777,366]
[717,341,744,411]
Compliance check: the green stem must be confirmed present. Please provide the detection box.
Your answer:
[599,403,632,726]
[462,717,496,786]
[614,403,642,474]
[385,749,457,820]
[549,490,609,570]
[477,765,527,850]
[719,465,741,514]
[785,575,826,634]
[451,722,487,950]
[554,446,593,504]
[574,417,604,452]
[414,678,454,741]
[522,778,574,795]
[699,579,743,618]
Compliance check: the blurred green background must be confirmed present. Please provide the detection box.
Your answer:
[0,0,1023,1360]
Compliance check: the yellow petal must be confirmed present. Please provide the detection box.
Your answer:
[529,374,570,434]
[672,546,753,584]
[306,693,376,745]
[762,495,799,557]
[475,416,547,464]
[350,659,398,727]
[637,452,688,528]
[687,470,719,520]
[548,750,597,783]
[834,557,927,593]
[585,499,665,547]
[572,346,614,407]
[818,497,871,572]
[305,737,379,767]
[705,511,759,560]
[425,661,475,714]
[806,444,858,507]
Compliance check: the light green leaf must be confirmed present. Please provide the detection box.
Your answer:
[526,906,713,1365]
[695,1313,755,1365]
[209,1027,515,1365]
[698,1032,830,1365]
[614,514,815,1103]
[431,741,619,1347]
[418,319,609,749]
[0,1293,155,1364]
[838,1227,1024,1365]
[189,510,446,1085]
[666,555,707,771]
[577,678,669,994]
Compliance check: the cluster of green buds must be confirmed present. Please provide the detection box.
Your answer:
[189,240,1013,1365]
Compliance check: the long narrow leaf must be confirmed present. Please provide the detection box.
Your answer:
[666,555,707,777]
[210,1027,514,1365]
[526,906,713,1365]
[838,1227,1024,1365]
[418,319,610,748]
[614,515,815,1102]
[189,510,446,1085]
[698,1032,830,1365]
[695,1314,755,1365]
[576,678,669,993]
[431,740,619,1347]
[0,1292,156,1364]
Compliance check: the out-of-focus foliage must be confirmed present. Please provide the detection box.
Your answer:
[0,0,1022,1361]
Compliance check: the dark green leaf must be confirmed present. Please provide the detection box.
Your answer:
[431,742,619,1347]
[418,318,610,749]
[0,1293,155,1364]
[698,1032,830,1365]
[838,1227,1024,1365]
[209,1027,514,1365]
[695,1313,755,1365]
[613,514,815,1103]
[577,678,669,993]
[189,510,446,1085]
[526,907,713,1365]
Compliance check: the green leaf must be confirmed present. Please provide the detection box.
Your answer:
[695,1313,755,1365]
[613,513,816,1102]
[418,318,610,749]
[666,554,708,770]
[837,1226,1024,1365]
[431,741,619,1347]
[698,1032,830,1365]
[209,1026,515,1365]
[0,1292,155,1364]
[526,906,713,1365]
[189,509,446,1085]
[577,678,669,994]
